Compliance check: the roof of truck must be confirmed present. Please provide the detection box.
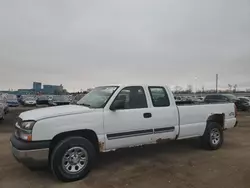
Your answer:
[97,84,169,87]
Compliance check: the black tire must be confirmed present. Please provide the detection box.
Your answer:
[201,122,223,150]
[4,108,8,114]
[50,136,96,182]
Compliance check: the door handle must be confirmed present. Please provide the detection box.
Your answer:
[143,113,152,118]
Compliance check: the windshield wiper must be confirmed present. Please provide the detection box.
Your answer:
[80,103,91,107]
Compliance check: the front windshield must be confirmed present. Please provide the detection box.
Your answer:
[77,86,118,108]
[7,94,17,100]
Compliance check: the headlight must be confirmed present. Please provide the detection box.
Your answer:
[20,121,36,130]
[15,120,36,141]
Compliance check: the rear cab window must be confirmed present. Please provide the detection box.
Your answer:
[148,86,170,107]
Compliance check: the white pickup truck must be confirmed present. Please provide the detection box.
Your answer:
[10,84,237,182]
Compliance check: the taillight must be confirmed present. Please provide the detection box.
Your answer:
[234,104,237,117]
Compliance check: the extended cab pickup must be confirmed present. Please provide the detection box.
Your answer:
[10,84,237,182]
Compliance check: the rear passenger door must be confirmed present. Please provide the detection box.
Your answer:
[148,86,179,142]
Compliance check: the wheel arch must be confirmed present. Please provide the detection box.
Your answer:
[206,113,225,128]
[49,129,100,158]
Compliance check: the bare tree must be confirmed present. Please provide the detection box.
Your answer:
[202,86,205,93]
[228,84,232,92]
[174,86,183,93]
[233,84,237,92]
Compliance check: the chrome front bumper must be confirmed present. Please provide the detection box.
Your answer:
[10,135,50,168]
[11,143,49,162]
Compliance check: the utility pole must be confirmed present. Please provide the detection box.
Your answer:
[194,77,198,98]
[216,74,218,93]
[202,86,205,97]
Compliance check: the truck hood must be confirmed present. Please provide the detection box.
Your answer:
[19,105,94,121]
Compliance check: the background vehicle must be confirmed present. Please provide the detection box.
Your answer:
[238,97,250,105]
[18,95,26,105]
[237,97,250,111]
[19,95,35,105]
[48,95,70,106]
[0,103,5,120]
[11,84,237,182]
[174,96,182,102]
[72,94,86,104]
[23,97,37,106]
[0,96,9,114]
[204,94,250,111]
[6,94,19,107]
[36,95,49,105]
[196,97,205,102]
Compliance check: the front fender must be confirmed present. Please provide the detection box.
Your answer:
[32,111,104,141]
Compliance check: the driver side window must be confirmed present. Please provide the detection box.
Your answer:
[112,86,148,110]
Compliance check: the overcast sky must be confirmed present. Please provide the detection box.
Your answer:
[0,0,250,91]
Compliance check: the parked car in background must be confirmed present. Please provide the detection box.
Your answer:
[196,97,205,101]
[36,95,49,105]
[20,95,35,105]
[238,97,250,105]
[72,94,86,104]
[6,94,19,107]
[0,103,5,120]
[23,97,37,106]
[48,95,70,106]
[204,94,250,111]
[18,95,25,105]
[0,96,9,114]
[174,96,182,102]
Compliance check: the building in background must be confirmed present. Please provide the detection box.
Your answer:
[0,82,65,95]
[17,89,33,95]
[43,84,64,94]
[33,82,42,92]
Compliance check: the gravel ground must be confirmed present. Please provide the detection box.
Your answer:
[0,109,249,188]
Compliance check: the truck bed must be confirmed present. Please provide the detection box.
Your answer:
[177,102,236,139]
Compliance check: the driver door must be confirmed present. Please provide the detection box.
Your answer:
[103,86,154,150]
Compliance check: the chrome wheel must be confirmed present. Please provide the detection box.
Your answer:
[210,128,220,145]
[62,146,88,174]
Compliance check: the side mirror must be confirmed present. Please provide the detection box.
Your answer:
[110,100,125,111]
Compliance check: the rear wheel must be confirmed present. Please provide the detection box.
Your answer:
[201,122,223,150]
[50,137,96,182]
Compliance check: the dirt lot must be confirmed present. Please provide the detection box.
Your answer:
[0,108,250,188]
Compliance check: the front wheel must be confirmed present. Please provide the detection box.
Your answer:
[201,122,223,150]
[50,137,96,182]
